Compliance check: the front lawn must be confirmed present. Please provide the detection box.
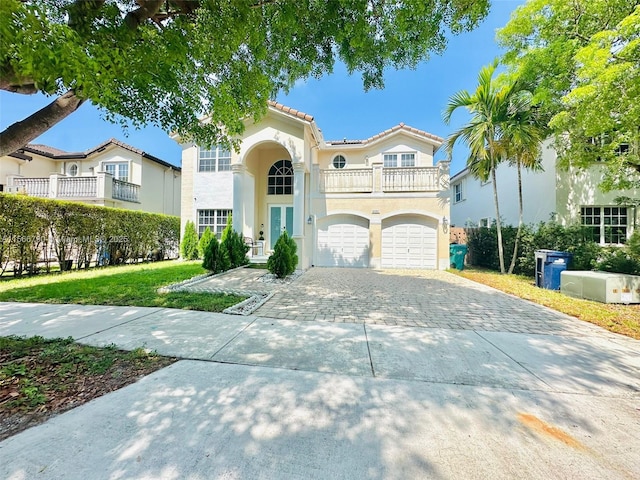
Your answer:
[453,268,640,340]
[0,261,246,312]
[0,336,176,441]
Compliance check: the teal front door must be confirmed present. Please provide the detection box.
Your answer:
[269,205,293,249]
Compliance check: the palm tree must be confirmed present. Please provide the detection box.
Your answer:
[502,94,547,274]
[443,60,520,274]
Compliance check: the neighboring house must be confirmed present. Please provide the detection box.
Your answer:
[177,101,451,269]
[450,140,640,244]
[1,139,181,215]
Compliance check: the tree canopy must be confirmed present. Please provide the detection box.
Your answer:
[497,0,640,190]
[0,0,490,155]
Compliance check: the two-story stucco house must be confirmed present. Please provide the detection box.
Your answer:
[1,138,181,215]
[177,102,451,269]
[450,140,639,244]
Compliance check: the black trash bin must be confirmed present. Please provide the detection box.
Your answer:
[535,250,572,290]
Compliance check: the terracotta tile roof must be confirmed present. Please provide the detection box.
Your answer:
[268,101,314,122]
[22,139,179,170]
[25,144,71,156]
[327,123,443,146]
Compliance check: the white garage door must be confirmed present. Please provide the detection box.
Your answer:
[316,223,369,267]
[381,222,437,269]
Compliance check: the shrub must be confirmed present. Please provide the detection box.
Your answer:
[595,247,640,275]
[267,230,297,278]
[180,220,199,260]
[465,220,603,277]
[198,227,214,259]
[220,216,249,268]
[202,235,229,273]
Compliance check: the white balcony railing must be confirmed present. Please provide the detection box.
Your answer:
[58,176,97,197]
[113,179,139,202]
[8,175,139,203]
[319,169,373,193]
[318,166,443,193]
[382,167,439,192]
[11,177,50,197]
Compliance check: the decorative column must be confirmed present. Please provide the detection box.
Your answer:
[292,162,306,238]
[232,164,245,233]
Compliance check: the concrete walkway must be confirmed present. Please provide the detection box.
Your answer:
[0,268,639,479]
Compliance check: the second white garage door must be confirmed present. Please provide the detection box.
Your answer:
[316,221,369,267]
[381,220,437,269]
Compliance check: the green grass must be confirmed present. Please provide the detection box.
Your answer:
[452,268,640,340]
[0,261,246,312]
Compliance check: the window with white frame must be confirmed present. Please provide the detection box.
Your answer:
[581,206,628,244]
[198,209,231,237]
[103,162,129,182]
[67,163,78,177]
[383,152,416,167]
[401,153,415,167]
[198,146,231,172]
[453,183,463,203]
[479,217,491,228]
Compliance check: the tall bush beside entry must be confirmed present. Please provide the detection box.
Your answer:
[198,227,214,259]
[180,220,199,260]
[202,235,229,274]
[220,216,249,268]
[267,230,297,278]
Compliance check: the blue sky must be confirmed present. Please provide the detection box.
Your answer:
[0,0,522,176]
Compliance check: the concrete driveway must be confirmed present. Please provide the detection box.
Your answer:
[0,268,638,479]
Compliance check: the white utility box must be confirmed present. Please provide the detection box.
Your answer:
[560,270,640,304]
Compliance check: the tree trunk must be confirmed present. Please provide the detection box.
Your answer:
[491,164,506,274]
[508,159,524,274]
[0,90,85,156]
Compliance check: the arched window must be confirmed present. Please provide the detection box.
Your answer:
[268,160,293,195]
[67,163,78,177]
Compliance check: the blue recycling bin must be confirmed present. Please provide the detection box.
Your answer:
[535,250,572,290]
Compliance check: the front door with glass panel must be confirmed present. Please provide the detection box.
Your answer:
[269,205,293,249]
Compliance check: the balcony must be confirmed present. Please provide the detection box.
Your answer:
[8,174,139,203]
[319,166,444,194]
[319,169,373,193]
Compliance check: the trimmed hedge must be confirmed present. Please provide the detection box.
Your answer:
[0,194,180,276]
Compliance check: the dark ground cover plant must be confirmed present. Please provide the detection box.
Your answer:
[0,336,176,441]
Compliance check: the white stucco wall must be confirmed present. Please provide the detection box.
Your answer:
[450,142,558,227]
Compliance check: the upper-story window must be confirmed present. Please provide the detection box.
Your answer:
[198,146,231,172]
[268,160,293,195]
[104,162,129,182]
[67,163,78,177]
[383,152,416,168]
[453,183,463,203]
[332,155,346,169]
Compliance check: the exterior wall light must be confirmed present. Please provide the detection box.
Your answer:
[442,216,449,233]
[307,215,313,225]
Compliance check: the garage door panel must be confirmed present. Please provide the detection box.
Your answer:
[316,222,369,267]
[381,222,436,269]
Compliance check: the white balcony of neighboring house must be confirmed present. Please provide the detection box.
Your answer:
[318,165,443,194]
[7,173,140,203]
